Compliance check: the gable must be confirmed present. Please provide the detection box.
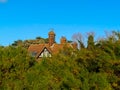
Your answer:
[38,47,51,58]
[28,44,51,58]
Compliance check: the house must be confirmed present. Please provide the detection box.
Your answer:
[28,31,77,58]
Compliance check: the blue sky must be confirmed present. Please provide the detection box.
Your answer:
[0,0,120,46]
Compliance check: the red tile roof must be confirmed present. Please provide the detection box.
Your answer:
[28,43,74,58]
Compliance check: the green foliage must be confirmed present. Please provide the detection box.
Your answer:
[87,34,94,50]
[0,46,35,89]
[0,31,120,89]
[11,36,49,48]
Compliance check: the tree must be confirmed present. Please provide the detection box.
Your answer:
[87,32,95,50]
[72,32,85,49]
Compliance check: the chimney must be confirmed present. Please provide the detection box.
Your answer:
[48,31,55,46]
[72,42,78,49]
[60,37,67,44]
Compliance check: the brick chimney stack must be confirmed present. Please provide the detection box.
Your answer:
[72,42,78,49]
[60,37,67,44]
[48,31,55,46]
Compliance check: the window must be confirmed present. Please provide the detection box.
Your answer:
[31,52,37,57]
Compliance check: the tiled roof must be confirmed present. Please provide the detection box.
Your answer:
[28,44,51,58]
[50,43,72,54]
[28,43,74,58]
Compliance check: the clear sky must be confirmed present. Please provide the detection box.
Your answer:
[0,0,120,46]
